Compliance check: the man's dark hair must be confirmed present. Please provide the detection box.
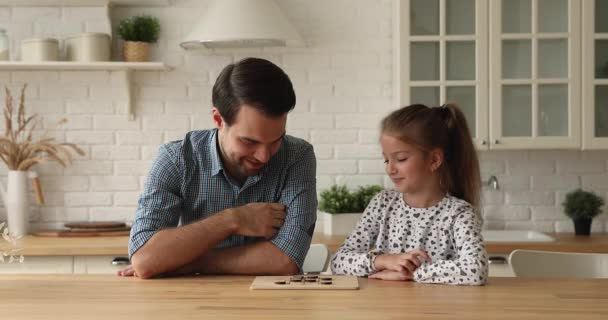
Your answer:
[212,57,296,125]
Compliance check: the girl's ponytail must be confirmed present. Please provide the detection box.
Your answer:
[437,104,481,210]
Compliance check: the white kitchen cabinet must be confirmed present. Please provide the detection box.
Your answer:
[0,256,74,274]
[395,0,489,149]
[582,0,608,149]
[73,256,129,274]
[489,0,581,149]
[0,255,128,274]
[395,0,585,150]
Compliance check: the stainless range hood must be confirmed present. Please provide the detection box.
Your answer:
[180,0,304,49]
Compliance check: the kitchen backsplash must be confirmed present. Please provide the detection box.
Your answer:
[0,0,606,233]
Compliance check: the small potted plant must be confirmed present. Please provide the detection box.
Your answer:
[319,184,383,235]
[562,189,605,236]
[117,15,160,62]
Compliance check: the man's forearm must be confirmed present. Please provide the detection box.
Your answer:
[131,210,237,279]
[170,241,299,276]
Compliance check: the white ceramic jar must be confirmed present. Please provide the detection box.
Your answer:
[66,33,111,61]
[21,38,59,61]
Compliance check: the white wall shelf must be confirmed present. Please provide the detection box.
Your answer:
[0,61,170,71]
[0,61,172,121]
[0,0,171,6]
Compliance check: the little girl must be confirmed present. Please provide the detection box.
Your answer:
[331,104,488,285]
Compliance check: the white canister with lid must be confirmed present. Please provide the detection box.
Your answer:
[21,38,59,61]
[66,33,111,62]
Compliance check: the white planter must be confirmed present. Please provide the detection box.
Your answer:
[321,211,362,235]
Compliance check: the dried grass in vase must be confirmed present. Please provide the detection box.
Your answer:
[0,84,85,171]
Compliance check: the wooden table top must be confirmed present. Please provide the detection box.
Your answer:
[14,232,608,256]
[0,275,606,319]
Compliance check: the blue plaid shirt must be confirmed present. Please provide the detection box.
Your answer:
[129,129,317,270]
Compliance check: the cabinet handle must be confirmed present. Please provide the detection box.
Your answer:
[488,256,507,265]
[481,140,487,145]
[494,139,500,145]
[111,257,130,266]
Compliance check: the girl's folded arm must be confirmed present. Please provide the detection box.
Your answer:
[330,194,384,276]
[413,207,488,285]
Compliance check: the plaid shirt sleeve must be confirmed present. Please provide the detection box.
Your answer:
[128,143,183,258]
[271,145,318,271]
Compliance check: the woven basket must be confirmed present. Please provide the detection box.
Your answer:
[122,41,150,62]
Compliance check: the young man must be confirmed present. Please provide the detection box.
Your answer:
[118,58,317,279]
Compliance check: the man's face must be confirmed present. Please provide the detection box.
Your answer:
[214,104,287,182]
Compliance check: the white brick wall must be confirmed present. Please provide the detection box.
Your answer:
[0,1,606,234]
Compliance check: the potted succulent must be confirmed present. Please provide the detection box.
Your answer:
[562,189,605,236]
[319,184,383,235]
[117,15,160,62]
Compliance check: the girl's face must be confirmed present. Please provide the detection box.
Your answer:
[380,133,441,194]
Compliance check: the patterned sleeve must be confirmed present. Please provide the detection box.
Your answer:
[128,143,183,258]
[413,206,488,285]
[271,146,318,271]
[330,193,384,276]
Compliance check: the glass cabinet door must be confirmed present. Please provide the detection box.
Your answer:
[583,0,608,149]
[490,0,581,149]
[397,0,489,149]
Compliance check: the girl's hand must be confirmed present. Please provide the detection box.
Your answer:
[369,269,413,281]
[374,249,432,273]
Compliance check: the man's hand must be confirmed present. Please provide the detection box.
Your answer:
[369,269,413,281]
[117,265,138,277]
[230,203,286,239]
[374,249,432,273]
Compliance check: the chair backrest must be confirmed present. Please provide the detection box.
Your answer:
[302,244,330,274]
[509,249,608,279]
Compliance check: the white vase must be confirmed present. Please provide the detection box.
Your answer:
[0,171,31,237]
[321,211,362,235]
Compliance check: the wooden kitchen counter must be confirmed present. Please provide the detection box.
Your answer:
[313,233,608,254]
[16,235,129,256]
[0,275,606,319]
[13,232,608,257]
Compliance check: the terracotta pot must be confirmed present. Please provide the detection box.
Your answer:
[122,41,150,62]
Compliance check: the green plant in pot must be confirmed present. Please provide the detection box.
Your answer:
[319,184,383,235]
[562,189,605,236]
[117,15,160,62]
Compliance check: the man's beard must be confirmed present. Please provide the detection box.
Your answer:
[218,138,258,181]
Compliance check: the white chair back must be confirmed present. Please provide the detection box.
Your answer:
[302,244,330,274]
[509,249,608,279]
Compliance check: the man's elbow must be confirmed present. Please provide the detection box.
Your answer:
[279,260,299,275]
[130,252,159,279]
[272,251,299,275]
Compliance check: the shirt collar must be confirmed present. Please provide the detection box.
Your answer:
[209,129,224,177]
